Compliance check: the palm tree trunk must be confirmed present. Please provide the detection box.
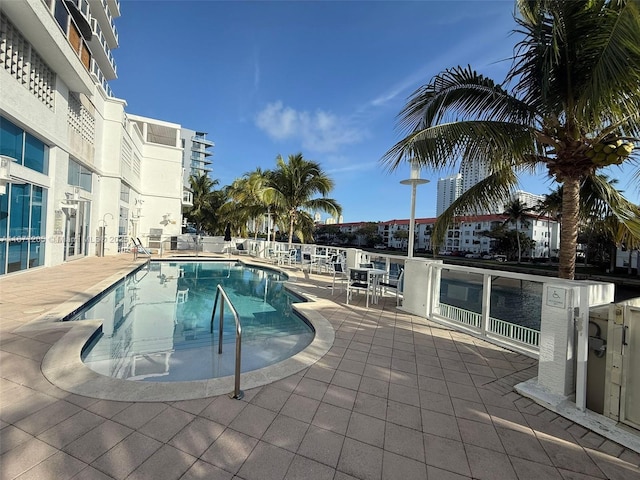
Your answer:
[559,178,580,279]
[516,223,522,264]
[288,214,295,248]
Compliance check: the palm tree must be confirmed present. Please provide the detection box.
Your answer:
[382,0,640,279]
[535,187,563,259]
[223,168,271,239]
[264,153,342,247]
[185,173,219,234]
[503,198,533,263]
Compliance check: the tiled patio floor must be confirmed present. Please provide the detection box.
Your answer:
[1,255,639,480]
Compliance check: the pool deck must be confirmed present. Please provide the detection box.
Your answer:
[1,254,639,480]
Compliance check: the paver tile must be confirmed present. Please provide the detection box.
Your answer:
[237,441,294,480]
[465,443,518,480]
[298,425,344,467]
[138,405,195,443]
[63,420,133,464]
[337,438,383,480]
[262,415,309,452]
[169,417,225,457]
[126,444,196,480]
[311,403,351,435]
[91,431,161,480]
[200,428,258,474]
[284,455,335,480]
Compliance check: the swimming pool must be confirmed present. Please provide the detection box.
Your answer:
[67,260,314,382]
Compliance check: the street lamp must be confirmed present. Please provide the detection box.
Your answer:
[400,160,429,258]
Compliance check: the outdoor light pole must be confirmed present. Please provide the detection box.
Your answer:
[400,161,429,258]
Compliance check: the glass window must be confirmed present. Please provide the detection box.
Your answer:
[30,186,45,237]
[8,241,28,273]
[68,159,92,192]
[54,0,69,33]
[68,159,80,186]
[0,191,7,237]
[29,240,45,268]
[9,184,30,237]
[0,242,5,275]
[80,167,92,192]
[24,133,48,174]
[0,117,23,161]
[120,184,130,202]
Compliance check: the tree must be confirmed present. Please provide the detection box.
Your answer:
[264,153,342,247]
[184,173,219,234]
[382,0,640,279]
[223,168,271,239]
[393,229,409,249]
[535,187,563,259]
[356,222,380,247]
[503,199,533,263]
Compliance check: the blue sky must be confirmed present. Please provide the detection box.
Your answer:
[113,0,639,223]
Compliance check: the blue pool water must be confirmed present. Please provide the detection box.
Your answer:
[68,260,313,382]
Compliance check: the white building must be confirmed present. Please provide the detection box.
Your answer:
[0,0,183,275]
[180,128,214,208]
[436,174,462,216]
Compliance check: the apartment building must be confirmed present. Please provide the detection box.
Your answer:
[180,128,213,207]
[331,213,559,258]
[0,0,183,275]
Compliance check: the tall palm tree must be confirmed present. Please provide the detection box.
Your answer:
[223,168,271,238]
[382,0,640,279]
[503,198,533,263]
[535,187,563,258]
[264,153,342,247]
[185,173,219,234]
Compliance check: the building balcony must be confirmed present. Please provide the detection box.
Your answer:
[65,0,92,39]
[106,0,120,18]
[182,190,193,206]
[191,135,214,147]
[190,145,213,155]
[90,59,113,97]
[88,17,117,79]
[87,0,118,48]
[189,155,212,164]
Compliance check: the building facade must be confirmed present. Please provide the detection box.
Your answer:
[436,174,462,216]
[0,0,183,276]
[180,128,214,209]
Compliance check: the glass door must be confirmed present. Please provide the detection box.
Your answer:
[64,201,90,261]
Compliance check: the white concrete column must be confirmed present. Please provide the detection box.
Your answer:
[538,284,577,397]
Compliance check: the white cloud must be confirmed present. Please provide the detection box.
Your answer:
[255,101,365,153]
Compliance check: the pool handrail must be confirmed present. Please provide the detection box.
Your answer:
[210,284,243,400]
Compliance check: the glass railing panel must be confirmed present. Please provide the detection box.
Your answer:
[438,268,484,322]
[489,276,543,331]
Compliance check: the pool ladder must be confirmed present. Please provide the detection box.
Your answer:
[210,284,243,400]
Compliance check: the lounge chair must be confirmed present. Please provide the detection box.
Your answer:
[132,237,152,255]
[236,243,249,255]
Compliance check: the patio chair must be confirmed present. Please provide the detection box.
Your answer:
[378,268,405,306]
[346,268,374,308]
[301,252,318,272]
[132,237,152,255]
[330,261,348,294]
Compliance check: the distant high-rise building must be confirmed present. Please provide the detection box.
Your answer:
[460,160,490,193]
[180,129,214,183]
[436,174,462,216]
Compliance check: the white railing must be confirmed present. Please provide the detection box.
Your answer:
[488,317,540,347]
[438,303,482,328]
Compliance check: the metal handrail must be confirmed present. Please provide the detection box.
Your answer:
[210,284,243,399]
